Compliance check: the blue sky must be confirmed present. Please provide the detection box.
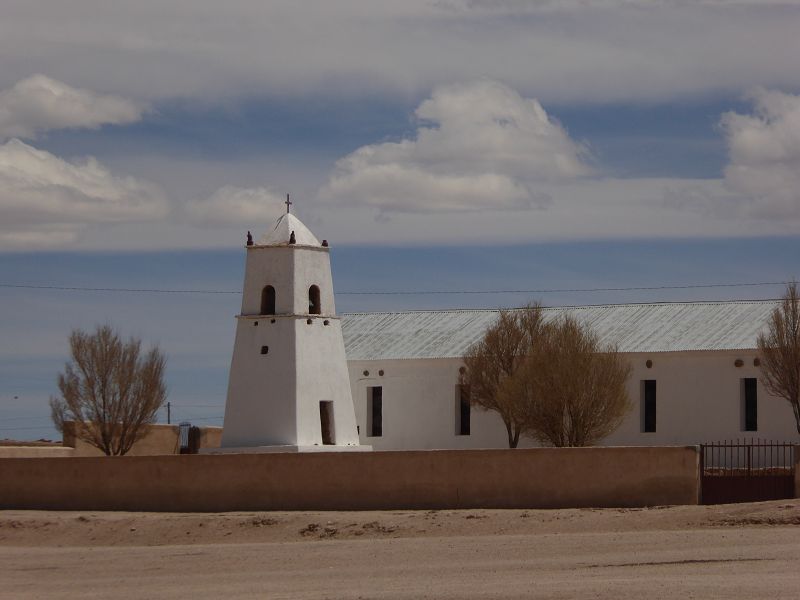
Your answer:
[2,1,800,439]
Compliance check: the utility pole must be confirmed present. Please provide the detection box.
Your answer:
[167,401,171,425]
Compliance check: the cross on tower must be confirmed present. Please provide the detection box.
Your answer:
[285,194,292,214]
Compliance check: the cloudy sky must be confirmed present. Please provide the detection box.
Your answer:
[2,1,800,439]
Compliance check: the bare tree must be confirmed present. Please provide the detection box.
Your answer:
[462,307,631,448]
[50,325,167,456]
[461,305,545,448]
[757,282,800,435]
[516,316,632,447]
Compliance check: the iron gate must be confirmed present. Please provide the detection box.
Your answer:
[700,439,796,504]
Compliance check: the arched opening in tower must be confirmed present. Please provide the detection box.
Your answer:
[308,285,321,315]
[261,285,276,314]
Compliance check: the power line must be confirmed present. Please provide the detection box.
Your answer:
[0,283,237,295]
[0,280,793,297]
[339,281,791,296]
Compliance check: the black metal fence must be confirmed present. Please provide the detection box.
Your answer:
[700,439,796,504]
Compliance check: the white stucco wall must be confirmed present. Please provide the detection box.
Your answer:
[348,358,508,450]
[604,350,797,446]
[347,350,799,450]
[292,246,336,316]
[240,245,335,317]
[295,317,359,446]
[222,315,298,447]
[240,246,294,316]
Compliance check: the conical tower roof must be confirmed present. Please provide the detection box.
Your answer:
[258,213,321,246]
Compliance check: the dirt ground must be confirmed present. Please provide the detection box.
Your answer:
[2,500,800,599]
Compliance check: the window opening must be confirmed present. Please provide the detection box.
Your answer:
[642,380,656,433]
[260,346,269,355]
[456,384,471,435]
[261,285,276,315]
[308,285,321,315]
[743,378,758,432]
[367,386,383,437]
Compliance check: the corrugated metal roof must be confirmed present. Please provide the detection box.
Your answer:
[341,300,778,360]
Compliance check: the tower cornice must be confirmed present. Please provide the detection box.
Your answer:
[245,243,330,253]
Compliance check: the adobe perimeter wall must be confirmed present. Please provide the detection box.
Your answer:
[0,446,698,511]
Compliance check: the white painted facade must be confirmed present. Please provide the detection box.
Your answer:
[342,305,800,449]
[220,213,362,451]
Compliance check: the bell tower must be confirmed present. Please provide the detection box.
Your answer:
[218,207,364,451]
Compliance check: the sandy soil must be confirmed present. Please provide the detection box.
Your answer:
[2,501,800,599]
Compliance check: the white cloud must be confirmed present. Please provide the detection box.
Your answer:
[0,139,167,247]
[721,88,800,219]
[0,75,143,140]
[34,176,800,251]
[0,2,798,104]
[313,177,799,246]
[185,185,286,225]
[321,80,588,213]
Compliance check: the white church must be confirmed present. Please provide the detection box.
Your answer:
[220,210,798,451]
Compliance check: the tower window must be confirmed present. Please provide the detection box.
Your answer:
[367,386,382,437]
[743,378,758,432]
[260,346,269,355]
[308,285,321,315]
[261,285,276,315]
[642,380,656,433]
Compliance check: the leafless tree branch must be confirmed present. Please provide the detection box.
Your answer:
[758,282,800,436]
[462,305,631,448]
[49,325,167,456]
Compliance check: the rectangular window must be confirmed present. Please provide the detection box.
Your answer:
[367,386,382,437]
[743,378,758,432]
[642,380,657,433]
[456,384,471,436]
